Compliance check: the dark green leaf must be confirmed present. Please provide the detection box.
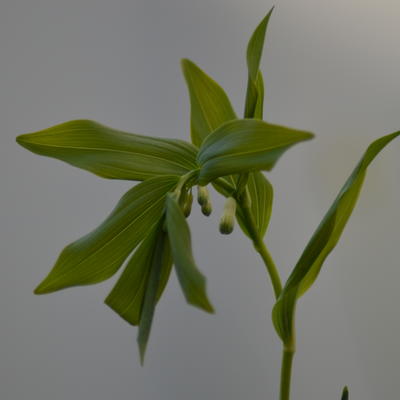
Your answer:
[16,120,198,181]
[181,59,236,147]
[272,131,400,344]
[244,7,273,119]
[34,176,178,294]
[104,227,173,326]
[166,193,214,313]
[197,119,314,185]
[341,386,349,400]
[137,225,169,364]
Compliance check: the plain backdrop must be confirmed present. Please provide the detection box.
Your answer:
[1,1,399,399]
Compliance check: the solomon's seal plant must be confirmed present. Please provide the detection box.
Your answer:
[16,8,399,400]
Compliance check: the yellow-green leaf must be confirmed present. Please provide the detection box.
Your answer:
[272,131,400,344]
[16,120,198,181]
[181,59,236,147]
[197,119,314,185]
[166,194,214,313]
[34,176,178,294]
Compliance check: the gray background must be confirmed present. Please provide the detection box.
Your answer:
[1,1,399,399]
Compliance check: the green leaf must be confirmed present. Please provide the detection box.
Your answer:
[181,59,237,147]
[166,193,214,313]
[34,176,178,294]
[214,171,273,238]
[341,386,349,400]
[272,131,400,344]
[104,226,173,326]
[137,225,169,364]
[244,7,273,119]
[181,57,273,238]
[16,120,198,181]
[253,71,265,120]
[197,119,314,185]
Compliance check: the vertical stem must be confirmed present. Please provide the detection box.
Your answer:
[280,348,295,400]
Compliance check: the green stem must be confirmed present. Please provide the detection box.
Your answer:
[238,190,282,299]
[215,177,292,398]
[280,348,295,400]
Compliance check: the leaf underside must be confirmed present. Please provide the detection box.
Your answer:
[34,176,178,294]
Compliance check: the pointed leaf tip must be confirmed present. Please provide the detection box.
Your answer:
[246,6,274,80]
[273,130,400,345]
[32,176,178,295]
[197,119,314,185]
[181,58,236,147]
[136,227,169,365]
[166,194,214,313]
[341,386,349,400]
[16,120,197,181]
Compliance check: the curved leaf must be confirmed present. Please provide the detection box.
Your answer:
[181,59,236,147]
[104,226,173,326]
[34,176,178,294]
[272,131,400,344]
[16,120,198,181]
[166,194,214,313]
[197,119,314,185]
[244,7,273,119]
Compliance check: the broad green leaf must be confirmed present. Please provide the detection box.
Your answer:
[214,171,273,238]
[272,131,400,344]
[166,193,214,313]
[197,119,314,185]
[341,386,349,400]
[137,225,169,364]
[16,120,198,181]
[104,226,173,326]
[244,7,273,119]
[34,176,178,294]
[181,58,272,238]
[181,59,236,147]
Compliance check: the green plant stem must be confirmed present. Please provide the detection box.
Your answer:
[238,191,282,299]
[280,347,295,400]
[215,177,292,399]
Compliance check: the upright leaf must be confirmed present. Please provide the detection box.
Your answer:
[16,120,198,181]
[245,7,273,119]
[181,59,236,147]
[197,119,314,185]
[166,194,214,313]
[105,227,173,326]
[34,176,178,294]
[273,131,400,344]
[137,225,169,364]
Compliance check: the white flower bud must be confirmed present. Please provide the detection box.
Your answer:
[197,185,210,206]
[201,200,212,216]
[219,197,236,234]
